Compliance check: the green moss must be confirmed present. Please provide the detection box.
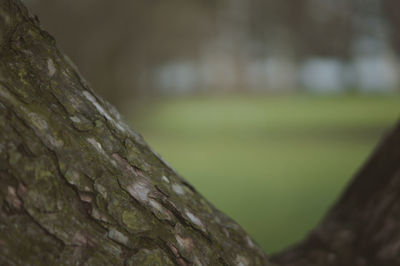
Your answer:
[126,249,174,266]
[122,209,152,232]
[70,115,94,131]
[18,69,30,87]
[64,168,93,192]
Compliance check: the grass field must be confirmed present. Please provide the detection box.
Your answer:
[128,94,400,253]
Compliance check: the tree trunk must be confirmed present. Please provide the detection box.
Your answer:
[0,1,269,265]
[1,0,400,265]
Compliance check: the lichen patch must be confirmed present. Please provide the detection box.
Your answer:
[70,116,81,123]
[87,138,103,152]
[87,138,109,158]
[72,231,89,246]
[122,210,151,232]
[64,168,80,185]
[172,183,185,196]
[91,207,110,223]
[28,112,48,130]
[83,90,126,133]
[94,182,107,199]
[175,234,194,252]
[235,255,249,266]
[24,110,63,148]
[185,210,205,230]
[245,235,257,249]
[6,186,22,210]
[149,199,174,221]
[127,181,150,203]
[108,228,129,246]
[83,91,111,120]
[162,175,170,183]
[79,192,93,203]
[47,58,56,77]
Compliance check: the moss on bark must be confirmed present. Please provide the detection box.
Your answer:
[0,0,270,265]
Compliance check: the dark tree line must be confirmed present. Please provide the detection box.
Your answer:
[26,0,397,105]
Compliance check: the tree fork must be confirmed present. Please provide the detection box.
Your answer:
[0,0,399,265]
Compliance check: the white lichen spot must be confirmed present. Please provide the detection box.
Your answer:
[127,180,174,221]
[82,90,126,133]
[222,228,230,238]
[57,200,63,210]
[87,138,106,155]
[91,207,109,222]
[27,111,63,148]
[127,181,150,202]
[175,234,194,251]
[245,235,256,249]
[87,137,102,150]
[28,112,48,130]
[172,183,185,196]
[115,121,127,133]
[47,58,56,77]
[161,175,170,184]
[48,137,64,148]
[83,90,112,120]
[72,231,88,246]
[79,193,92,203]
[149,199,164,212]
[185,210,204,229]
[65,169,80,185]
[111,159,118,168]
[235,255,249,266]
[70,116,81,123]
[149,198,173,221]
[108,229,129,246]
[94,183,107,199]
[6,186,22,210]
[0,85,15,103]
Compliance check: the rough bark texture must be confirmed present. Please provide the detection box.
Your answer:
[1,0,400,265]
[0,1,269,265]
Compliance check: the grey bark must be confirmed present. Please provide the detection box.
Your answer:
[1,0,400,266]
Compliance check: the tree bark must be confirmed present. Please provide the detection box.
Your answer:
[0,1,269,265]
[1,0,400,265]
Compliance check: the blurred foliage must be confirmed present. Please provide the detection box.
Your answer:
[26,0,400,106]
[27,0,217,103]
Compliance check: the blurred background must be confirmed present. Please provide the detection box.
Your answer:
[25,0,400,253]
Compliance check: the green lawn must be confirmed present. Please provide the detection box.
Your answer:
[128,94,400,253]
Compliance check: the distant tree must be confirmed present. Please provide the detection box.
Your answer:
[249,0,354,59]
[382,0,400,53]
